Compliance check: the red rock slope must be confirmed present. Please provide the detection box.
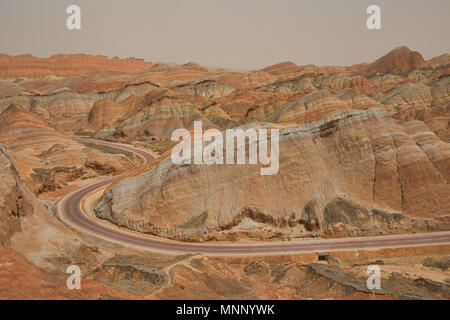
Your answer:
[0,54,153,79]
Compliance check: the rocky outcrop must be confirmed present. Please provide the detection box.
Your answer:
[0,104,135,194]
[336,90,387,111]
[369,74,404,87]
[181,62,209,72]
[429,54,450,68]
[95,108,449,241]
[0,54,153,79]
[0,144,93,268]
[0,46,449,299]
[179,82,235,98]
[363,46,430,77]
[0,243,135,299]
[88,99,127,131]
[115,91,215,139]
[261,62,299,75]
[431,77,450,107]
[268,90,350,124]
[258,77,317,95]
[0,89,103,134]
[0,144,138,299]
[85,247,450,299]
[314,74,373,91]
[379,83,433,110]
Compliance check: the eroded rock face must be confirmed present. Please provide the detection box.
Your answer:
[179,81,235,98]
[0,47,446,144]
[88,99,127,131]
[429,54,450,68]
[336,90,387,111]
[0,46,449,299]
[0,105,136,194]
[0,144,102,270]
[95,108,449,241]
[85,247,450,300]
[0,54,153,79]
[114,90,217,139]
[268,90,350,124]
[0,244,135,299]
[314,74,373,91]
[261,61,300,76]
[379,83,433,110]
[1,47,449,243]
[363,46,430,77]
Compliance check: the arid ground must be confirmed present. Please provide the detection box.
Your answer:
[0,47,449,299]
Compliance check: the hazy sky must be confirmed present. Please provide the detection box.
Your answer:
[0,0,449,70]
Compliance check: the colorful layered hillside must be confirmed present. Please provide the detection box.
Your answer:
[363,46,430,76]
[0,54,153,79]
[95,107,450,241]
[0,46,448,243]
[0,104,136,194]
[0,45,449,300]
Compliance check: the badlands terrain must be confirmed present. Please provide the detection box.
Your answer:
[0,47,449,299]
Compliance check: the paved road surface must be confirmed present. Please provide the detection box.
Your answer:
[59,138,450,255]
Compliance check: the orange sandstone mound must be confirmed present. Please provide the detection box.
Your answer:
[363,46,430,77]
[0,54,153,79]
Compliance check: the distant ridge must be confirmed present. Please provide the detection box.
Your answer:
[0,53,153,79]
[0,46,448,80]
[362,46,430,76]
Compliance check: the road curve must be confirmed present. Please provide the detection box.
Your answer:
[59,139,450,256]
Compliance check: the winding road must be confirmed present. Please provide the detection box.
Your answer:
[59,138,450,256]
